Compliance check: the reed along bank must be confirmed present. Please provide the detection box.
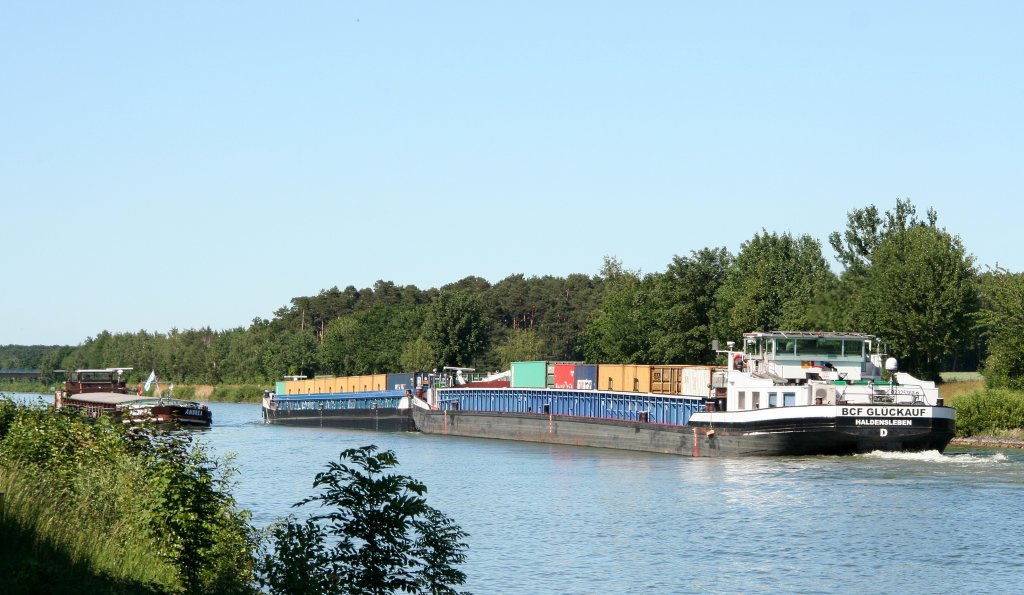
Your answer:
[0,397,258,594]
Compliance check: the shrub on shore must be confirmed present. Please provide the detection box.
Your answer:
[946,388,1024,437]
[0,398,259,593]
[209,385,266,403]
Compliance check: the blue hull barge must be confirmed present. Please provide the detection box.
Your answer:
[262,373,425,431]
[411,331,956,457]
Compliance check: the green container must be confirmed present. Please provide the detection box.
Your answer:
[275,381,286,395]
[512,361,548,388]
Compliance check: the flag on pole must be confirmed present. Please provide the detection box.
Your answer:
[144,371,156,392]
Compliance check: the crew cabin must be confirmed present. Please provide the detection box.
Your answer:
[725,331,939,411]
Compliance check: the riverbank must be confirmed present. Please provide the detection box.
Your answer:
[950,434,1024,449]
[0,401,258,593]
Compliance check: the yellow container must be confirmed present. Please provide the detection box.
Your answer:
[629,365,651,393]
[598,364,626,392]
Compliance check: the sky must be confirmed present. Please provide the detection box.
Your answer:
[2,1,1022,346]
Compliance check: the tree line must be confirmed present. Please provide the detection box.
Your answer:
[3,199,1023,387]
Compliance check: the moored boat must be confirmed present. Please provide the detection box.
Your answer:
[54,368,212,428]
[410,331,955,457]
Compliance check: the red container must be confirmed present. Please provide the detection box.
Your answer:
[553,363,576,389]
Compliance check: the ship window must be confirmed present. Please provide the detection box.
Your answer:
[769,393,778,408]
[752,392,760,408]
[738,391,746,409]
[783,392,796,407]
[778,339,796,355]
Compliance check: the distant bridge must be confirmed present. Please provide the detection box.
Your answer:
[0,369,41,381]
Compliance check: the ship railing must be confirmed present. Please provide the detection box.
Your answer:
[870,383,931,405]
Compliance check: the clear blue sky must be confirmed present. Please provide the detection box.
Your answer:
[3,1,1021,346]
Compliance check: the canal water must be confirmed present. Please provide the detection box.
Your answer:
[10,395,1024,593]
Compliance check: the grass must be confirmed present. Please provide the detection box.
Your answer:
[940,371,983,382]
[0,513,165,595]
[207,385,267,403]
[939,378,985,401]
[0,401,259,593]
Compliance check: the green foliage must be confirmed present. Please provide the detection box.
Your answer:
[494,329,544,369]
[209,384,269,403]
[829,198,937,274]
[582,265,652,363]
[711,231,836,342]
[260,445,469,595]
[401,336,436,373]
[947,389,1024,436]
[136,432,259,593]
[0,400,258,593]
[647,248,731,364]
[321,305,428,375]
[975,269,1024,389]
[855,225,977,380]
[426,291,491,369]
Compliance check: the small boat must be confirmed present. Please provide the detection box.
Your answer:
[54,368,212,428]
[410,331,956,457]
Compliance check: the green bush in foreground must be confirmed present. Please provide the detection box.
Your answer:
[260,445,470,595]
[947,388,1024,437]
[0,399,259,594]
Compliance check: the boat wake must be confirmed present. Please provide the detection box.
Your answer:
[858,450,1008,464]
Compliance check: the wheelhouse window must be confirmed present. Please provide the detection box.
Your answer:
[783,392,796,407]
[769,393,778,408]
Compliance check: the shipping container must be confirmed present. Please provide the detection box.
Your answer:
[598,364,626,391]
[574,364,597,390]
[512,361,548,388]
[387,373,415,391]
[629,365,652,393]
[275,381,286,396]
[650,365,684,395]
[682,366,714,397]
[553,363,576,389]
[546,362,555,388]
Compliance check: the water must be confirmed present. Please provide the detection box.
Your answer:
[9,395,1024,593]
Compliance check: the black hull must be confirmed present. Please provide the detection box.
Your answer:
[411,408,955,457]
[263,406,415,432]
[144,404,213,428]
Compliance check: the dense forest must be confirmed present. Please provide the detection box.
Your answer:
[3,200,1023,388]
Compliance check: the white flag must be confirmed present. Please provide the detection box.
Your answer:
[144,371,156,392]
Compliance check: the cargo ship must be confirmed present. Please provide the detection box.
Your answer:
[261,372,425,431]
[410,332,956,457]
[54,368,212,427]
